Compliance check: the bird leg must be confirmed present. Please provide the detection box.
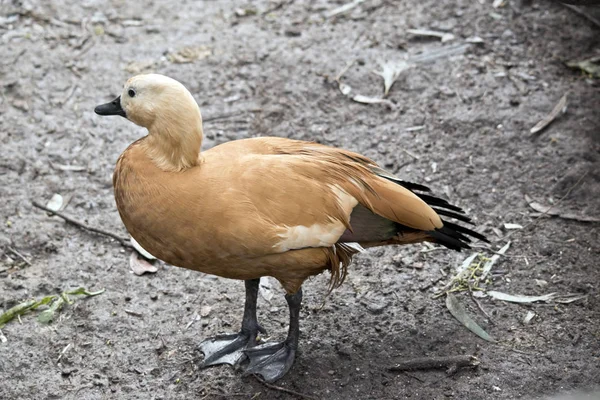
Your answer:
[199,278,266,368]
[243,287,302,382]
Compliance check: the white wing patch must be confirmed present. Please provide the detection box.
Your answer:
[343,242,366,252]
[274,222,347,252]
[274,185,358,252]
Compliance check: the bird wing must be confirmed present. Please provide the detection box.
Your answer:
[200,137,443,255]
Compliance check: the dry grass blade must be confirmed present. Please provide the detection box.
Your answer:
[324,0,365,19]
[351,94,395,108]
[480,242,510,281]
[409,43,470,64]
[530,94,567,135]
[446,293,495,342]
[407,29,455,43]
[434,253,478,297]
[487,291,557,303]
[389,355,479,371]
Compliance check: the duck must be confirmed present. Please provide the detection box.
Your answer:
[94,74,487,382]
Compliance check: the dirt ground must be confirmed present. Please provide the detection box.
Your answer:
[1,0,599,399]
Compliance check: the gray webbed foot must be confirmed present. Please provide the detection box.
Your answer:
[243,341,297,382]
[199,329,265,367]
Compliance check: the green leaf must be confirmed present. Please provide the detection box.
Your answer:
[0,300,38,327]
[446,293,495,343]
[66,287,105,297]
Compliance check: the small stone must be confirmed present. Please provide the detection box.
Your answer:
[284,28,302,37]
[150,293,158,301]
[12,99,29,112]
[200,305,212,317]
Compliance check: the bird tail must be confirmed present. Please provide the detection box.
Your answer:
[380,175,489,251]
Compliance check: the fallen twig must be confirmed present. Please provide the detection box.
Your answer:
[31,201,132,248]
[525,195,600,223]
[389,355,479,372]
[252,375,317,400]
[503,170,590,241]
[530,94,567,135]
[57,343,72,363]
[470,292,494,325]
[7,247,32,266]
[56,84,78,107]
[562,4,600,29]
[335,60,356,83]
[124,309,143,317]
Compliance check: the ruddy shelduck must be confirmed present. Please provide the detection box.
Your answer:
[95,74,487,382]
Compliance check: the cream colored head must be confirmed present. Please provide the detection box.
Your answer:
[96,74,204,171]
[120,74,200,129]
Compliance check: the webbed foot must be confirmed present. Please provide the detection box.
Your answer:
[243,341,296,382]
[199,328,265,367]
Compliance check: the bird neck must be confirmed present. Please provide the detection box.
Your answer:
[141,112,204,172]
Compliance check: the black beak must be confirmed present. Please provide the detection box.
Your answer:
[94,96,126,118]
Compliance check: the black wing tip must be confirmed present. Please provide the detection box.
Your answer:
[443,220,490,244]
[430,220,489,251]
[428,227,472,251]
[383,176,489,248]
[432,207,474,225]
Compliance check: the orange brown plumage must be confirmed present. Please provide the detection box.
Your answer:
[96,73,487,382]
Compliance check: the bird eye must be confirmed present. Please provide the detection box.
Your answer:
[128,88,136,98]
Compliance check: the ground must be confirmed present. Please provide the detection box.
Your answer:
[1,0,599,399]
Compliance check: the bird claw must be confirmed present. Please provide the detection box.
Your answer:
[243,341,296,383]
[199,332,259,368]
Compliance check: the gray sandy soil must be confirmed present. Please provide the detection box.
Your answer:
[1,1,599,399]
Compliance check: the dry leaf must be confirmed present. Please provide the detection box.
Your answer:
[487,291,557,303]
[530,94,567,135]
[566,56,600,78]
[373,60,410,96]
[259,277,275,302]
[522,311,536,324]
[555,294,588,304]
[129,251,158,276]
[167,46,212,64]
[503,223,523,230]
[46,194,63,212]
[525,195,600,223]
